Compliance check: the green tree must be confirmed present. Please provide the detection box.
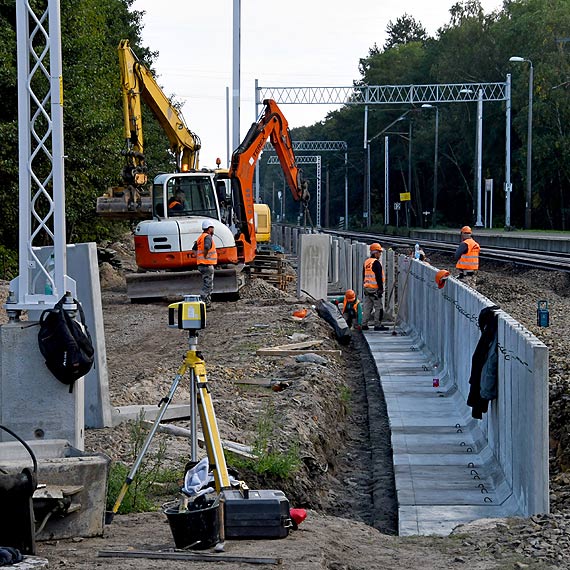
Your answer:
[384,13,428,50]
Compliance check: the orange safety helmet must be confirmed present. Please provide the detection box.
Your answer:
[460,225,472,234]
[345,289,356,302]
[369,242,382,252]
[435,269,450,289]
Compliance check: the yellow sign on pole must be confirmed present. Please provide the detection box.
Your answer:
[400,192,411,202]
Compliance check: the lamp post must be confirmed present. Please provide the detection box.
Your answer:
[421,104,439,227]
[366,110,412,227]
[509,56,534,229]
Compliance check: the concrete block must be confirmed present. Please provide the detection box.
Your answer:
[0,323,84,449]
[0,439,109,540]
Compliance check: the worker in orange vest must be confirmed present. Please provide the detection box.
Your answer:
[454,225,480,286]
[361,243,388,331]
[331,289,363,329]
[197,220,217,309]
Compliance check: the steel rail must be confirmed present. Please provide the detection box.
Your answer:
[321,229,570,272]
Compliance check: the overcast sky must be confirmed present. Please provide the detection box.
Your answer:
[131,0,504,168]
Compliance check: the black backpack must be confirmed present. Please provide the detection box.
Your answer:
[38,295,95,393]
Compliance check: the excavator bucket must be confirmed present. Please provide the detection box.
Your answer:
[96,187,153,220]
[126,265,246,301]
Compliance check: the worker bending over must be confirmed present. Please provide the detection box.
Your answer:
[454,225,480,287]
[362,243,388,331]
[331,289,362,329]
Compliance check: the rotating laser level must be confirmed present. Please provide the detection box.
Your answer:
[168,295,206,330]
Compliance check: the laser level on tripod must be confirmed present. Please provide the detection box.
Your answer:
[106,295,232,523]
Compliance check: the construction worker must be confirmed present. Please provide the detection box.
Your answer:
[362,243,387,331]
[168,189,186,213]
[331,289,362,329]
[197,220,217,309]
[454,225,480,286]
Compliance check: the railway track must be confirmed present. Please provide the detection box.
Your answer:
[321,229,570,272]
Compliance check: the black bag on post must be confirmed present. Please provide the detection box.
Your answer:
[38,295,95,392]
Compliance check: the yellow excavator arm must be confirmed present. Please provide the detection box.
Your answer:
[97,40,202,218]
[118,39,201,173]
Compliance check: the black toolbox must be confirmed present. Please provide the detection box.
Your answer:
[222,489,292,539]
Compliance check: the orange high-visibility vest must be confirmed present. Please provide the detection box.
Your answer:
[342,298,360,314]
[456,238,480,271]
[197,232,217,265]
[363,258,384,289]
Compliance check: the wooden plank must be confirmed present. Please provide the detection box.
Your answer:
[233,377,273,387]
[263,340,323,350]
[98,550,282,565]
[257,349,341,357]
[142,422,255,458]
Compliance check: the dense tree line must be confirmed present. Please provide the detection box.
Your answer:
[0,0,174,275]
[260,0,570,231]
[0,0,568,276]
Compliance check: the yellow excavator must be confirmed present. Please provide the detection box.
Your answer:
[98,41,308,300]
[97,39,201,218]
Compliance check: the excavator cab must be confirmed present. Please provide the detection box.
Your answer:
[152,173,220,220]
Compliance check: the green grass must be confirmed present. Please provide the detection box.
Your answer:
[229,403,301,480]
[106,412,184,514]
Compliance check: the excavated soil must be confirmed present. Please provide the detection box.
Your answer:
[2,239,570,569]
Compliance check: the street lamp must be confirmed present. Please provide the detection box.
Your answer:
[509,56,534,229]
[421,104,439,227]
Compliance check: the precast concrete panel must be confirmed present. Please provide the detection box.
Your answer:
[284,226,292,253]
[297,234,330,301]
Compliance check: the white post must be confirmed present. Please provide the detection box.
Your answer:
[475,89,484,228]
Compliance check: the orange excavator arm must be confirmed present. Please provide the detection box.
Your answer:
[228,99,309,263]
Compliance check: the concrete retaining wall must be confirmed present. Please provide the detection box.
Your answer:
[274,225,549,517]
[398,256,549,516]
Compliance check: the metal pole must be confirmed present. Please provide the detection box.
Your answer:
[475,89,484,227]
[432,107,439,227]
[505,74,512,228]
[525,62,533,229]
[226,86,230,167]
[363,105,369,226]
[384,136,389,225]
[407,120,412,228]
[254,80,260,202]
[344,151,348,229]
[366,142,371,227]
[232,0,240,152]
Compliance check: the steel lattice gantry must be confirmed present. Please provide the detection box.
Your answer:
[8,0,74,315]
[267,155,322,228]
[263,141,349,229]
[256,79,514,228]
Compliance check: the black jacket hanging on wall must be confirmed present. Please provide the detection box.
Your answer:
[467,305,500,419]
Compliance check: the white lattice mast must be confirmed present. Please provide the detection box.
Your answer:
[9,0,74,314]
[268,155,322,228]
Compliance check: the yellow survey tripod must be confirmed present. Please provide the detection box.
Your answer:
[106,296,230,523]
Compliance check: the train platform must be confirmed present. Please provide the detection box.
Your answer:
[410,228,570,254]
[363,326,516,536]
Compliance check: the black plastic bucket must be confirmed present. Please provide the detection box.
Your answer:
[164,496,220,550]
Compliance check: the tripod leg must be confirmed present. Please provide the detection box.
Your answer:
[106,365,186,523]
[191,359,231,492]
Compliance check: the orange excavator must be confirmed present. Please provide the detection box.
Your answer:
[125,99,309,300]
